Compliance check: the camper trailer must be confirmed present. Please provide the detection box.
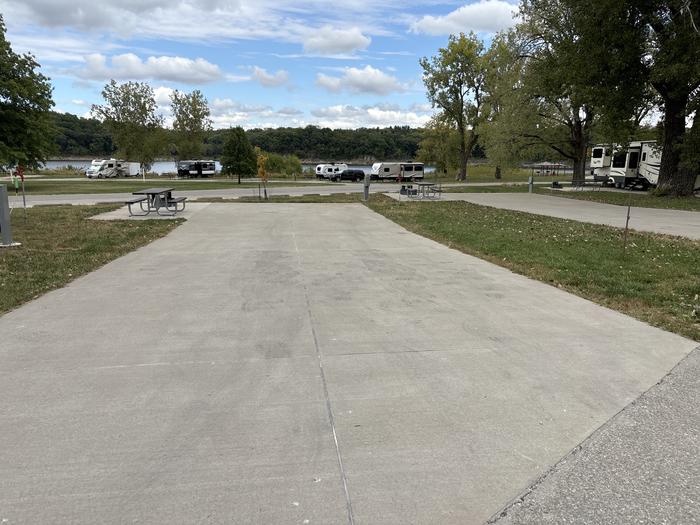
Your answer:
[590,141,662,189]
[85,159,139,179]
[370,162,425,181]
[177,160,216,178]
[315,163,348,181]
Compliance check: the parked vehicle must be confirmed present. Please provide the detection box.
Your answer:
[337,169,365,182]
[370,162,425,181]
[177,160,216,178]
[315,163,348,180]
[86,159,139,179]
[590,141,663,189]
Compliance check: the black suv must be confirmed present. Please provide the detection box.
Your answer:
[335,169,365,182]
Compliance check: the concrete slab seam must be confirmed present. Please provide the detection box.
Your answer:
[485,345,700,524]
[292,230,356,525]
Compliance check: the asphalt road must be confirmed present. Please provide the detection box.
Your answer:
[0,204,696,523]
[440,193,700,240]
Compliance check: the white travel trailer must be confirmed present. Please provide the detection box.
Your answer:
[85,159,139,179]
[590,141,662,189]
[315,163,348,180]
[370,162,425,181]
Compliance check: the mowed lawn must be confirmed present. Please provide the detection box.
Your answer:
[367,195,700,341]
[536,188,700,212]
[14,178,321,195]
[0,205,180,314]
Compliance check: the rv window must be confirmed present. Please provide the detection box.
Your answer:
[592,148,604,159]
[612,152,627,168]
[107,163,114,168]
[404,165,413,172]
[414,165,423,171]
[628,151,640,169]
[384,168,390,172]
[642,152,647,162]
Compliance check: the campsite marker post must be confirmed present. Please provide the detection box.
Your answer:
[0,185,21,248]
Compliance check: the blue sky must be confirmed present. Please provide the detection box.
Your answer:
[2,0,518,129]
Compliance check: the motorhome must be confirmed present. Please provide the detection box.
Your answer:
[370,162,425,181]
[177,160,216,178]
[315,163,348,181]
[85,159,139,179]
[590,141,663,189]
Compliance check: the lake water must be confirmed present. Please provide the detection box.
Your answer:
[42,160,436,175]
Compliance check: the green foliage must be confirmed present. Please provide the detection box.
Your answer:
[416,116,461,173]
[0,15,55,167]
[266,152,302,177]
[170,89,212,160]
[420,32,488,180]
[220,127,256,178]
[91,80,165,171]
[226,125,422,161]
[51,112,115,157]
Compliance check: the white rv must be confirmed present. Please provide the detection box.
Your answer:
[315,163,348,181]
[86,159,140,179]
[590,141,661,189]
[370,162,425,181]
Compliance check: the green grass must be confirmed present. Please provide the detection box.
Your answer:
[15,178,320,195]
[197,193,365,203]
[428,165,570,184]
[536,188,700,212]
[0,205,181,314]
[440,184,532,193]
[367,195,700,341]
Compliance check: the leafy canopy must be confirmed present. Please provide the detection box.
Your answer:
[0,15,54,167]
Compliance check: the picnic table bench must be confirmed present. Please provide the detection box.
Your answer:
[126,188,187,216]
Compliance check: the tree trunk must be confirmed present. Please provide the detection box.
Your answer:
[571,120,588,185]
[495,166,502,180]
[656,94,692,196]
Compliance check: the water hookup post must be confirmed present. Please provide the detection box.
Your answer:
[0,185,21,248]
[363,171,371,202]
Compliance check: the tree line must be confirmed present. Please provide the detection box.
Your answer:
[50,112,423,162]
[418,0,700,195]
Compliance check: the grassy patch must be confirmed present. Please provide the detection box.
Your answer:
[429,165,570,184]
[536,188,700,212]
[0,205,181,314]
[367,195,700,341]
[17,179,321,195]
[441,184,532,193]
[197,193,365,203]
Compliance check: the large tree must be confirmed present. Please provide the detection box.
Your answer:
[416,116,462,176]
[91,80,165,172]
[511,0,648,183]
[0,15,54,168]
[220,127,256,184]
[637,1,700,195]
[420,32,487,181]
[170,89,212,160]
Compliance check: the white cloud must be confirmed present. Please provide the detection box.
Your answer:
[303,26,371,55]
[316,65,404,95]
[310,103,432,128]
[411,0,518,35]
[207,98,307,128]
[251,66,289,87]
[78,53,224,84]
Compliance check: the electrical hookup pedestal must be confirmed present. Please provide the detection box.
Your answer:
[0,185,21,248]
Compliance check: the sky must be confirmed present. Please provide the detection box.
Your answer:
[1,0,519,129]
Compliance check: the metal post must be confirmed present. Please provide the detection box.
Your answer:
[0,185,21,248]
[528,175,534,193]
[363,172,370,202]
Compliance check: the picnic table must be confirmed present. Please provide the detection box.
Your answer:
[408,182,442,200]
[125,187,187,216]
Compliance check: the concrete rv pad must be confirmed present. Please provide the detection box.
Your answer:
[0,203,696,524]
